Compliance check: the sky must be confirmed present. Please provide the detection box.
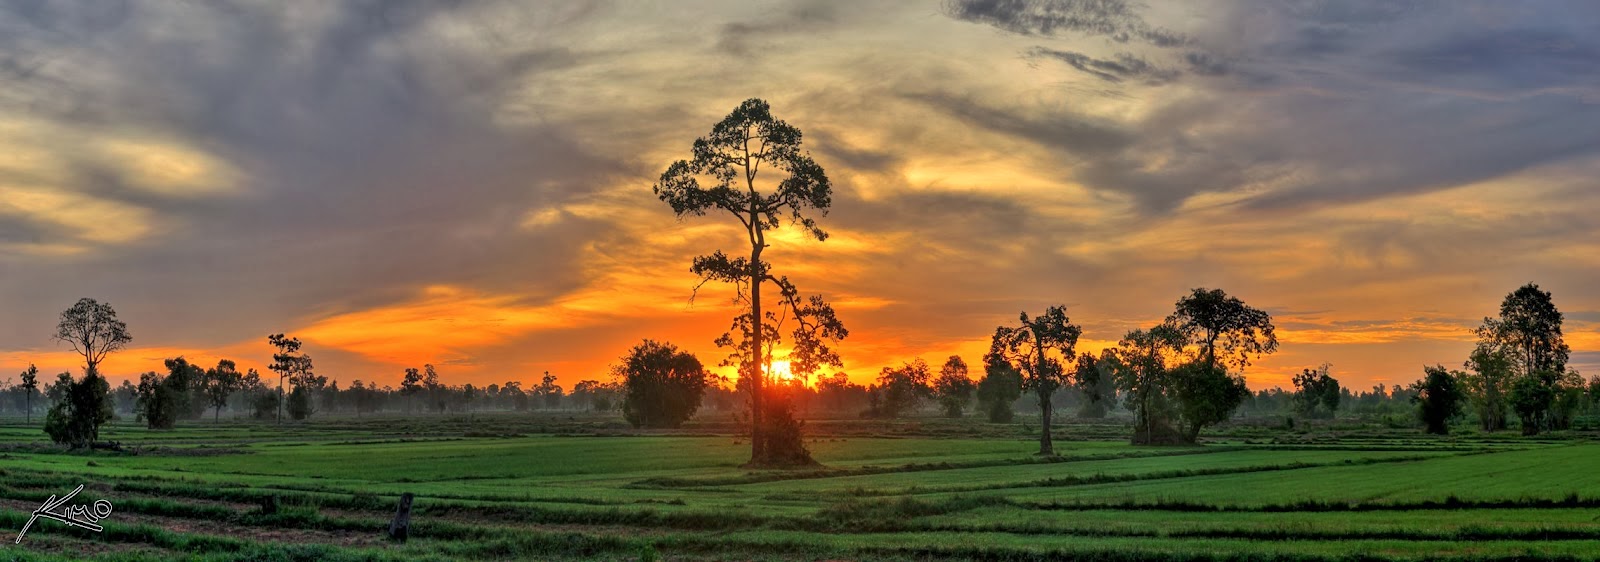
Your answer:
[1,0,1597,392]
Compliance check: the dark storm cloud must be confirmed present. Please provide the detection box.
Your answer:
[0,1,622,346]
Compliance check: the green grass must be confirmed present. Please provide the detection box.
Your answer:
[0,413,1595,560]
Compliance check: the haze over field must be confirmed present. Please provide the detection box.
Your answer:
[1,1,1597,390]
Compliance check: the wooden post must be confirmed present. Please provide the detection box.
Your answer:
[387,493,414,542]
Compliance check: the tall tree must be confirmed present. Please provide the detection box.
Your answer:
[990,306,1082,455]
[1476,283,1569,378]
[19,364,39,424]
[654,98,845,466]
[47,298,128,447]
[933,356,976,418]
[1475,283,1568,434]
[266,334,305,424]
[1167,288,1278,374]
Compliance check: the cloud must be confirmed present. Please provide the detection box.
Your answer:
[1025,47,1179,84]
[942,0,1189,46]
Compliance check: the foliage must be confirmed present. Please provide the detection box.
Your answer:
[990,305,1082,455]
[976,351,1024,423]
[1074,353,1115,419]
[654,97,844,466]
[45,298,128,446]
[1166,288,1278,373]
[1475,283,1569,377]
[1412,365,1467,435]
[267,334,316,422]
[136,357,204,429]
[43,370,112,448]
[19,363,39,423]
[872,359,932,419]
[620,340,710,429]
[1473,283,1569,434]
[1106,324,1187,444]
[202,360,245,422]
[1460,346,1514,432]
[1169,361,1249,443]
[1509,371,1557,436]
[1291,363,1341,419]
[932,356,976,418]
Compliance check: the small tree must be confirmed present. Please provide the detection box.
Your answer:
[1412,365,1466,435]
[619,340,710,429]
[1074,353,1115,419]
[201,360,244,422]
[47,298,129,447]
[1461,346,1514,432]
[873,359,932,419]
[1106,325,1187,444]
[932,356,976,418]
[537,371,564,410]
[976,349,1024,423]
[19,364,39,424]
[136,358,203,429]
[1291,363,1341,419]
[990,306,1082,455]
[400,368,423,413]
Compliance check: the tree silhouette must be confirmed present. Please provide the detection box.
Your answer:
[654,98,846,466]
[1167,288,1278,374]
[267,334,311,423]
[203,360,244,422]
[19,364,39,424]
[933,356,976,418]
[1413,365,1466,435]
[1477,283,1569,377]
[46,298,128,447]
[1462,346,1514,432]
[1291,363,1341,419]
[401,367,423,413]
[619,340,710,429]
[874,359,932,418]
[1475,283,1568,434]
[990,306,1082,455]
[1107,324,1186,444]
[977,348,1024,423]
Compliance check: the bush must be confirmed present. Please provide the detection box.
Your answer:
[751,388,815,467]
[44,371,112,448]
[620,340,709,429]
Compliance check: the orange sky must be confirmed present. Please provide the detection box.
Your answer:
[1,2,1597,393]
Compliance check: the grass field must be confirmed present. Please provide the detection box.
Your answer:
[0,413,1596,561]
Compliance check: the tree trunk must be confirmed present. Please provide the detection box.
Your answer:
[749,209,765,464]
[1037,392,1054,456]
